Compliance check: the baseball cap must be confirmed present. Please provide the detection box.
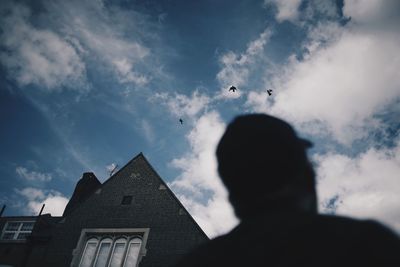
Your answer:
[216,114,313,197]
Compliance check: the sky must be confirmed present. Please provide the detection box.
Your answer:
[0,0,399,238]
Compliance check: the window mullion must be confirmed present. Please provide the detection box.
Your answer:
[92,240,101,267]
[121,241,129,267]
[13,223,20,240]
[107,237,119,267]
[17,222,22,237]
[93,238,113,267]
[104,238,115,267]
[16,222,22,239]
[122,242,130,267]
[91,240,101,267]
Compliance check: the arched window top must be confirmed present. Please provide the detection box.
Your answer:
[129,237,142,244]
[108,238,128,267]
[77,232,146,267]
[79,238,99,267]
[94,238,113,267]
[99,237,113,243]
[114,237,127,243]
[87,237,99,242]
[124,238,142,267]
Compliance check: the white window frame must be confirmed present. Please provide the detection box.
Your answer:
[0,221,35,241]
[71,228,149,267]
[108,237,127,267]
[93,237,113,267]
[122,237,142,267]
[79,237,99,267]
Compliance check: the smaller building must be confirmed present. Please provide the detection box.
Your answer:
[0,153,208,266]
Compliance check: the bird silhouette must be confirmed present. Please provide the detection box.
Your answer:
[179,118,183,124]
[267,89,273,96]
[229,86,237,92]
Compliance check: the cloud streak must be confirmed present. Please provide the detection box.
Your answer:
[16,166,52,182]
[216,28,272,99]
[152,89,211,119]
[0,1,86,90]
[264,0,302,23]
[46,0,151,87]
[0,0,156,91]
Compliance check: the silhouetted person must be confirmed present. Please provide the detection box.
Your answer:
[179,118,183,124]
[229,85,237,92]
[174,114,400,267]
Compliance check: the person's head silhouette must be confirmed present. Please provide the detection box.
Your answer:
[216,114,316,220]
[175,113,400,267]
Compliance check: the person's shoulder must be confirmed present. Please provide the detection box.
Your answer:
[317,214,400,262]
[356,218,400,245]
[172,232,235,267]
[317,213,399,236]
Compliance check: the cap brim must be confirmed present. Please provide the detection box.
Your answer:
[300,138,313,148]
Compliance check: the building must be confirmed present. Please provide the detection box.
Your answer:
[0,153,209,266]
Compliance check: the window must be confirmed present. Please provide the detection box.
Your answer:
[72,228,149,267]
[124,238,142,267]
[108,238,127,266]
[78,236,143,267]
[1,221,35,240]
[80,238,98,267]
[94,238,112,267]
[71,233,148,267]
[121,196,133,205]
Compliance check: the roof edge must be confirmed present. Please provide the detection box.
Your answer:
[140,154,210,239]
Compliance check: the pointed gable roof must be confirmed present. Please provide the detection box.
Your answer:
[63,152,209,239]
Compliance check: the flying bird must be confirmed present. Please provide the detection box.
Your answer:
[229,86,237,92]
[179,118,183,125]
[267,89,273,96]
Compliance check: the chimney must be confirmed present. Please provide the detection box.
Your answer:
[63,172,101,216]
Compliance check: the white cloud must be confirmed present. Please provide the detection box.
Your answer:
[264,0,302,23]
[277,32,399,143]
[16,187,45,200]
[300,0,340,24]
[169,111,238,237]
[15,187,69,216]
[0,2,86,90]
[246,21,400,144]
[112,58,148,86]
[46,0,151,86]
[152,89,211,119]
[0,0,153,90]
[265,0,340,25]
[316,139,400,233]
[246,90,273,114]
[16,166,52,182]
[216,29,272,99]
[343,0,400,31]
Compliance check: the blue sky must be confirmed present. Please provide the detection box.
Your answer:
[1,0,399,237]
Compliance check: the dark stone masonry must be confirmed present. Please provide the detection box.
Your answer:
[0,153,208,267]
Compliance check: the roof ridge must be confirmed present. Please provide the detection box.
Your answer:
[140,154,210,239]
[62,152,143,218]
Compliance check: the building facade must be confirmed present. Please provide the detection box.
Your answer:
[0,153,208,266]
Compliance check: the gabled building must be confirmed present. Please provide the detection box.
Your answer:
[0,153,209,267]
